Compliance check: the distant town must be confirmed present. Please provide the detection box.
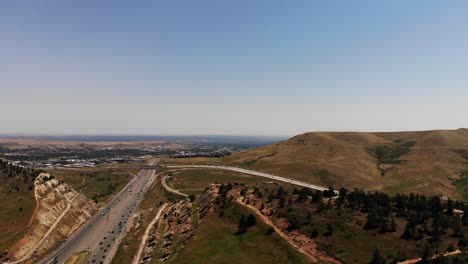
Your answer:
[0,143,236,169]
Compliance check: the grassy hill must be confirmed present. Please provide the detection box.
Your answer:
[228,183,467,263]
[47,164,137,204]
[0,160,42,256]
[172,200,309,264]
[219,129,468,199]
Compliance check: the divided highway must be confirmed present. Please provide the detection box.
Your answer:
[39,159,160,264]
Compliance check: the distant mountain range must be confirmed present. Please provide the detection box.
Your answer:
[0,134,285,148]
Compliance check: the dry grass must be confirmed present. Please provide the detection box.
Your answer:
[0,189,35,255]
[172,203,309,264]
[65,251,91,264]
[165,129,468,199]
[167,169,265,196]
[47,163,140,203]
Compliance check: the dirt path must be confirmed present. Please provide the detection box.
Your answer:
[161,175,188,197]
[0,175,43,244]
[235,197,319,263]
[132,203,168,264]
[7,193,79,264]
[154,170,334,263]
[398,250,464,264]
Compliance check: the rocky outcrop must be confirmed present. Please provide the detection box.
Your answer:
[137,185,220,263]
[6,173,97,263]
[139,200,194,263]
[195,185,219,219]
[238,190,341,264]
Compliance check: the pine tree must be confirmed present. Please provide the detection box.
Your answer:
[310,228,319,238]
[390,218,396,232]
[247,214,256,227]
[369,249,385,264]
[236,215,248,235]
[276,186,285,197]
[419,242,433,264]
[279,196,286,208]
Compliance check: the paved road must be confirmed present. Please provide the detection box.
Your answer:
[165,165,333,192]
[39,159,160,264]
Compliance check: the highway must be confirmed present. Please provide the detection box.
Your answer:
[39,159,160,264]
[165,164,334,192]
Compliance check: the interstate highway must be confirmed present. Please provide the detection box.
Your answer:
[39,159,160,264]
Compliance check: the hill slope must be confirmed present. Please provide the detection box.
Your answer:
[0,160,42,255]
[221,129,468,199]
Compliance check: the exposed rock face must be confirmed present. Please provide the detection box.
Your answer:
[138,183,340,263]
[195,185,219,219]
[139,200,193,263]
[238,189,341,264]
[7,173,97,263]
[138,185,220,263]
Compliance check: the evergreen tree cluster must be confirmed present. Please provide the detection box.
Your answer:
[268,185,467,254]
[341,189,467,246]
[0,159,43,192]
[236,213,257,235]
[216,183,233,208]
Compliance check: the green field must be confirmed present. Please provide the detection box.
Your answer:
[0,162,39,258]
[49,167,134,203]
[172,203,309,264]
[166,169,281,196]
[453,171,468,201]
[0,187,36,257]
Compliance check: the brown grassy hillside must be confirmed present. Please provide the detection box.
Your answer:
[0,161,42,256]
[220,129,468,199]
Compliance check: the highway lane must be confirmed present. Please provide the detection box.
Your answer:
[165,164,336,192]
[39,159,160,264]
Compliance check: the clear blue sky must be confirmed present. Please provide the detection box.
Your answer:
[1,1,467,136]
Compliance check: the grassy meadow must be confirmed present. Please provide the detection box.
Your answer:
[0,187,36,256]
[172,203,309,264]
[48,164,138,203]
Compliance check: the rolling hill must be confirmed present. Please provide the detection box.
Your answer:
[0,160,42,256]
[220,129,468,199]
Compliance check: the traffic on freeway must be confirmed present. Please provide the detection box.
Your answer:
[39,159,160,264]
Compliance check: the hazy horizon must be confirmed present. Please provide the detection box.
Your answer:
[2,1,468,135]
[1,127,468,139]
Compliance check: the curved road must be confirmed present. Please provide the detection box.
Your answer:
[161,175,188,197]
[158,171,324,263]
[164,165,333,192]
